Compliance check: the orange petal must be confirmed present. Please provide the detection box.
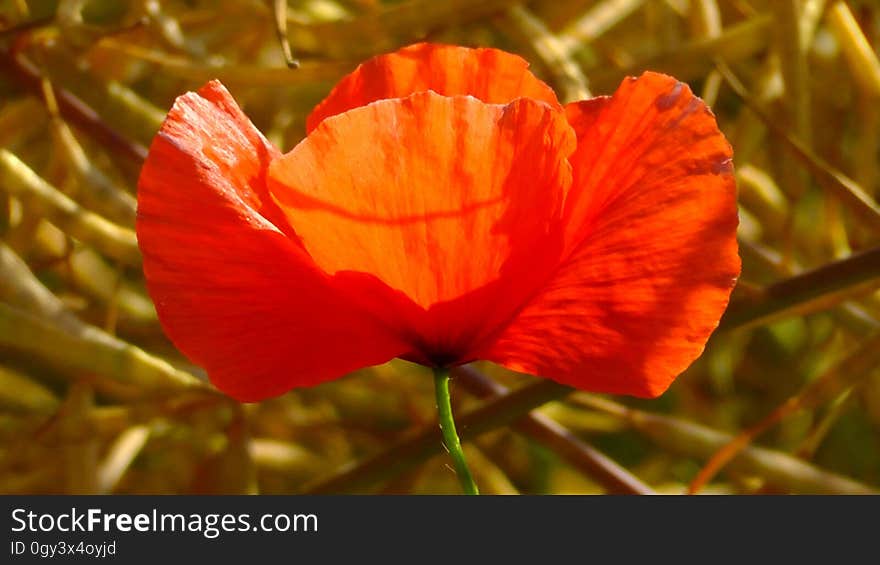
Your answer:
[270,92,575,366]
[480,72,740,397]
[137,80,406,401]
[306,42,560,133]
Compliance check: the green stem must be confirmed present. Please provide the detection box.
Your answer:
[433,367,479,495]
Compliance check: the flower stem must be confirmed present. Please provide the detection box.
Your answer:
[433,367,479,495]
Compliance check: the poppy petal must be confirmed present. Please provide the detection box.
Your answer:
[480,72,740,398]
[137,81,406,401]
[306,42,560,133]
[270,91,575,366]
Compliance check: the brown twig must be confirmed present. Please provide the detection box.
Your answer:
[301,379,571,493]
[452,366,654,495]
[719,245,880,330]
[0,49,148,164]
[272,0,299,68]
[687,331,880,493]
[716,60,880,231]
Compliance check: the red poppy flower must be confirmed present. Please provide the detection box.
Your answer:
[137,43,739,402]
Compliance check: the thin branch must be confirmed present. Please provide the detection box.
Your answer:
[500,5,591,102]
[301,379,570,493]
[0,150,141,267]
[0,302,205,394]
[573,395,878,494]
[719,245,880,331]
[453,366,654,495]
[0,243,203,394]
[272,0,299,68]
[716,61,880,231]
[688,331,880,493]
[0,49,148,164]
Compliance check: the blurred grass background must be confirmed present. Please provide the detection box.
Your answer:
[1,0,879,495]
